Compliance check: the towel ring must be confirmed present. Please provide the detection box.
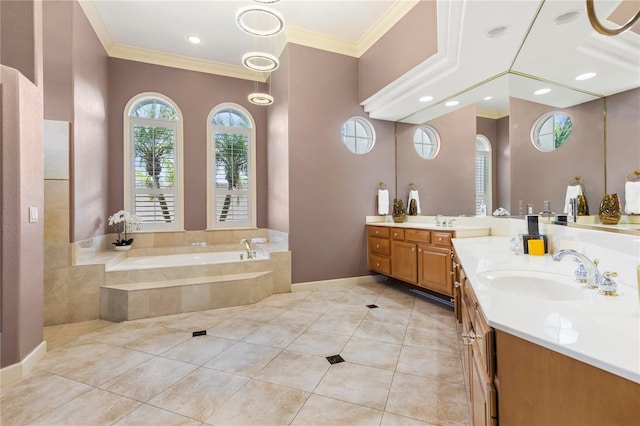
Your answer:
[567,176,585,193]
[378,181,388,190]
[408,183,417,191]
[626,170,640,182]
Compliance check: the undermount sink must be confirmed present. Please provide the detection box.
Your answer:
[477,270,583,301]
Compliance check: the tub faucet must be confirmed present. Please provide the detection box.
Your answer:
[240,239,253,259]
[552,249,601,289]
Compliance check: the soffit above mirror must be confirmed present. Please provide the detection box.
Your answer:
[362,0,640,124]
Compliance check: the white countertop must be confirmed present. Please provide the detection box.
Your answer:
[452,236,640,384]
[365,219,491,238]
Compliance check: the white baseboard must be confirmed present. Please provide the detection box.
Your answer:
[0,340,47,387]
[291,274,388,292]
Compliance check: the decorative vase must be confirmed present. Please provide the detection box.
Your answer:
[114,245,132,251]
[392,198,406,223]
[577,194,589,216]
[598,193,621,225]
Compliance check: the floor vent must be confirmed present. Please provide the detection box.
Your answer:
[366,304,379,309]
[326,354,345,365]
[192,330,207,337]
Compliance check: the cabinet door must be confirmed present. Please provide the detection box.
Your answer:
[470,347,497,426]
[417,245,453,296]
[391,241,417,283]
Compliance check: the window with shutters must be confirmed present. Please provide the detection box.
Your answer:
[475,135,492,215]
[123,93,183,231]
[207,104,256,229]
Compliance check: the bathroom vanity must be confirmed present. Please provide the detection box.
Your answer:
[454,236,640,425]
[366,222,490,301]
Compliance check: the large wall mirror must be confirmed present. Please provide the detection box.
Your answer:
[388,0,639,233]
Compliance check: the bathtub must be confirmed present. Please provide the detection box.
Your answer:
[107,250,268,271]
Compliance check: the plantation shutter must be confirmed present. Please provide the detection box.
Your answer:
[214,130,250,223]
[131,118,177,224]
[475,136,492,215]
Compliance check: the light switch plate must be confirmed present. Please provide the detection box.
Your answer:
[29,206,38,223]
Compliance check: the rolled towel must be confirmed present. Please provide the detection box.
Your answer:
[407,190,421,215]
[378,189,389,215]
[625,181,640,214]
[564,185,583,213]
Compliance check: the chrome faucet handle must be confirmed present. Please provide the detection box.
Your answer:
[573,258,588,283]
[599,271,618,296]
[448,219,456,227]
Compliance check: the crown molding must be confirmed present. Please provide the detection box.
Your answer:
[285,26,359,57]
[357,0,420,56]
[78,0,114,52]
[109,44,267,82]
[476,108,509,120]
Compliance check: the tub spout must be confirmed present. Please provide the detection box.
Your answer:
[240,239,253,259]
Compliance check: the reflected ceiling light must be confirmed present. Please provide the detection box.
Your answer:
[242,52,279,72]
[186,35,201,44]
[483,96,492,101]
[534,88,551,95]
[554,10,581,26]
[486,25,510,38]
[236,5,285,37]
[248,92,274,106]
[419,96,434,103]
[575,72,597,81]
[445,100,459,107]
[254,0,281,3]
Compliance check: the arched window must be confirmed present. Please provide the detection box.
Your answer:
[475,135,492,215]
[123,93,183,231]
[207,104,256,229]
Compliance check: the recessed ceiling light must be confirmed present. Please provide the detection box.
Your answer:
[575,72,597,81]
[486,25,510,39]
[236,5,285,37]
[554,10,581,26]
[187,35,201,44]
[483,96,492,101]
[534,88,551,95]
[254,0,280,3]
[445,100,459,107]
[419,96,434,103]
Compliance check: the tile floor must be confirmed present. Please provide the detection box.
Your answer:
[1,281,470,426]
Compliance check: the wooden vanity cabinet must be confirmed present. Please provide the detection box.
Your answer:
[367,226,391,275]
[417,244,453,296]
[391,240,418,283]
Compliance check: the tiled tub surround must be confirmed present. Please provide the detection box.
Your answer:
[2,281,471,426]
[452,226,640,384]
[45,229,290,325]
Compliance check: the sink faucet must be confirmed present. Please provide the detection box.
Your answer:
[240,239,253,259]
[552,249,601,289]
[435,215,444,226]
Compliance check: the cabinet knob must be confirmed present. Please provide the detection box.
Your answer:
[449,271,455,276]
[454,281,461,288]
[418,248,422,253]
[376,244,380,249]
[376,262,380,267]
[438,237,442,242]
[412,248,415,252]
[375,230,379,235]
[394,232,398,236]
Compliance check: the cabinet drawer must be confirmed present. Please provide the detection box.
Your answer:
[368,236,391,256]
[390,228,405,240]
[405,229,431,243]
[367,226,390,238]
[432,231,453,247]
[368,254,391,275]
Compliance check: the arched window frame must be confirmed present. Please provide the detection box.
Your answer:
[123,92,184,232]
[207,103,257,230]
[475,134,492,216]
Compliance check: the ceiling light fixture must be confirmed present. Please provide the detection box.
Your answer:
[575,72,597,81]
[248,92,274,106]
[483,96,492,101]
[254,0,281,3]
[236,5,285,37]
[534,88,551,95]
[242,52,279,72]
[445,100,459,107]
[419,96,434,103]
[186,35,201,44]
[554,10,581,26]
[486,25,510,38]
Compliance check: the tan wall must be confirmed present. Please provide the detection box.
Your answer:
[286,44,395,283]
[107,58,269,231]
[358,1,437,102]
[1,66,44,367]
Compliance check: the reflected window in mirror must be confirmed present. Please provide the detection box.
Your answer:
[413,125,441,159]
[531,112,573,151]
[341,116,376,154]
[476,135,492,215]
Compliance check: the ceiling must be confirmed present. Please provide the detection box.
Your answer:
[81,0,640,123]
